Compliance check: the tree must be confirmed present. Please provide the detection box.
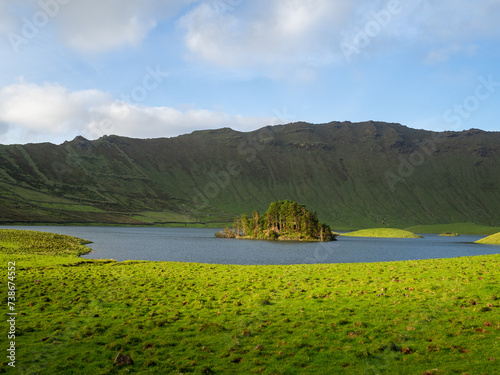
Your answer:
[266,202,278,231]
[252,210,260,237]
[240,213,250,236]
[233,217,241,236]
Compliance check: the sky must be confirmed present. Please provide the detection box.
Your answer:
[0,0,499,145]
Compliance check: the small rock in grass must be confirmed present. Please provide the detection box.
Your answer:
[254,344,264,351]
[401,347,414,354]
[114,352,134,366]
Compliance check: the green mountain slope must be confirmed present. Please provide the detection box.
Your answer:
[0,121,499,229]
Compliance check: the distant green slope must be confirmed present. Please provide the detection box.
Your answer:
[0,122,499,229]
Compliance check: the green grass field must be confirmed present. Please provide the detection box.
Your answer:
[341,228,423,238]
[1,229,499,374]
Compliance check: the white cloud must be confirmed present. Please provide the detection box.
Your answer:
[0,81,281,144]
[88,103,279,140]
[1,0,191,54]
[53,0,164,53]
[179,0,355,74]
[413,0,500,42]
[180,0,500,71]
[4,0,499,62]
[396,1,500,65]
[0,80,110,134]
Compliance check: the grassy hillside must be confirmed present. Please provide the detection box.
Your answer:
[341,228,423,238]
[2,229,499,374]
[1,122,499,229]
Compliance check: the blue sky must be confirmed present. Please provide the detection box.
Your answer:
[0,0,499,144]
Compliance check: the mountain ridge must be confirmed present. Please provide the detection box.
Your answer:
[0,121,499,229]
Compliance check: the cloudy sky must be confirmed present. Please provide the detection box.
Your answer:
[0,0,499,144]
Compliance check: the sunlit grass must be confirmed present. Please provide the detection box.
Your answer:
[1,229,499,374]
[341,228,423,238]
[0,229,92,256]
[476,232,500,245]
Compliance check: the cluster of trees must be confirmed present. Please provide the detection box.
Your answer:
[217,200,336,242]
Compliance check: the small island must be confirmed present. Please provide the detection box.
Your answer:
[341,228,423,238]
[216,200,337,242]
[439,232,459,237]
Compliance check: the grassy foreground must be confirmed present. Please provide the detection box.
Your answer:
[1,230,499,374]
[341,228,423,239]
[475,233,500,245]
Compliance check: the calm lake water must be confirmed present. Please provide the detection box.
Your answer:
[2,226,499,265]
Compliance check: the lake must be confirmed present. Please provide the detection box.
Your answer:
[2,226,499,265]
